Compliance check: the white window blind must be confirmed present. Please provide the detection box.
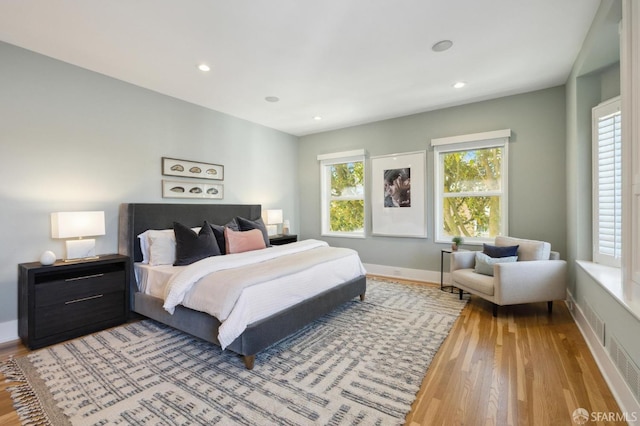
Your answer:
[593,97,622,267]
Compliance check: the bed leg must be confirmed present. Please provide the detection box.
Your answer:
[360,293,366,301]
[243,355,255,370]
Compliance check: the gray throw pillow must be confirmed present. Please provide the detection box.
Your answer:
[173,220,221,266]
[209,223,227,255]
[474,252,518,276]
[235,216,271,247]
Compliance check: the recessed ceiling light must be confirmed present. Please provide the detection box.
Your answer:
[432,40,453,52]
[453,81,466,89]
[313,116,323,121]
[265,96,280,102]
[198,64,211,72]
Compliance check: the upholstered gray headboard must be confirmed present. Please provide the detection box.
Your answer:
[118,203,262,263]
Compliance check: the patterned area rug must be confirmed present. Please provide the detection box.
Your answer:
[2,279,466,425]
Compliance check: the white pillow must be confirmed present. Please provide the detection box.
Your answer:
[147,230,177,266]
[139,227,201,266]
[137,230,155,264]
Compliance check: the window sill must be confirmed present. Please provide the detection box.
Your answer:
[321,232,365,239]
[576,260,640,322]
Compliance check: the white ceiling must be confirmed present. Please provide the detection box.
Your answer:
[0,0,601,136]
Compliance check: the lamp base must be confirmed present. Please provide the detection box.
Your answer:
[65,239,98,261]
[266,224,278,237]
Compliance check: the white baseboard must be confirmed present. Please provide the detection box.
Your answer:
[566,291,640,424]
[363,263,444,285]
[0,320,18,344]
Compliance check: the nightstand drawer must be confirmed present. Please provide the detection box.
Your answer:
[34,270,125,307]
[34,291,125,339]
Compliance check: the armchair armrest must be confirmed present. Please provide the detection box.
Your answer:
[450,251,476,272]
[494,260,567,305]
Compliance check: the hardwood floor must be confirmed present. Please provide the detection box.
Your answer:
[0,340,29,426]
[406,286,621,425]
[0,281,622,426]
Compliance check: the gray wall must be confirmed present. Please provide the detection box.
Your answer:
[566,64,620,290]
[565,0,640,410]
[0,42,299,326]
[566,0,621,289]
[298,86,567,273]
[565,1,620,290]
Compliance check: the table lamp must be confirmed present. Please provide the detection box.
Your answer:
[264,209,283,236]
[51,211,105,261]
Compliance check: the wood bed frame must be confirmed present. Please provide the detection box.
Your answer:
[118,203,366,369]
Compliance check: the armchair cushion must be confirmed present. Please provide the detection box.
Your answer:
[451,268,495,296]
[474,252,518,276]
[495,236,551,261]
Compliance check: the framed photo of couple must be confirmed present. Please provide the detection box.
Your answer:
[371,151,427,238]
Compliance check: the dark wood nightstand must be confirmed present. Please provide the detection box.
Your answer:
[269,234,298,246]
[18,254,130,349]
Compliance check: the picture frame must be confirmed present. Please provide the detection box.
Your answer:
[370,151,427,238]
[162,180,224,199]
[162,157,224,181]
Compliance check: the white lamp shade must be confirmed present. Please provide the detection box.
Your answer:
[51,211,105,239]
[265,209,283,225]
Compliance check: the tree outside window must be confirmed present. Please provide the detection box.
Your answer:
[329,162,364,233]
[432,131,510,244]
[318,150,366,238]
[442,147,503,239]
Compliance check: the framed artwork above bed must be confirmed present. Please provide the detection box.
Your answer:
[162,157,224,181]
[162,179,224,199]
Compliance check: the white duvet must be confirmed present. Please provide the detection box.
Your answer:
[155,239,366,349]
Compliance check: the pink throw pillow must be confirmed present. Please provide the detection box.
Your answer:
[224,228,267,254]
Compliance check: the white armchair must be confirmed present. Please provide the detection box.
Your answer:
[449,236,567,316]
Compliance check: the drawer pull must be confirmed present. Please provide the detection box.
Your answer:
[65,273,104,282]
[65,294,104,304]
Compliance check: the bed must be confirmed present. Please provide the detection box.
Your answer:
[118,203,367,369]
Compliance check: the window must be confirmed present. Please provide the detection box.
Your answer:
[592,97,622,268]
[317,150,366,238]
[432,130,510,244]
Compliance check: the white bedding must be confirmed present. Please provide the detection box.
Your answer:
[134,239,366,349]
[134,263,183,297]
